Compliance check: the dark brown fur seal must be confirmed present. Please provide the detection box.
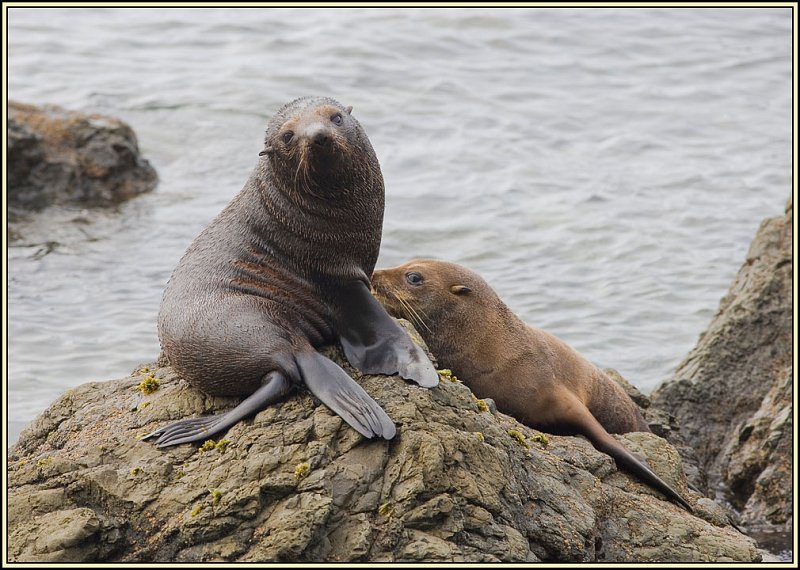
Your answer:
[372,259,693,511]
[145,97,438,447]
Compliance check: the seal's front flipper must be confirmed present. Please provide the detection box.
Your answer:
[143,371,293,448]
[295,350,396,440]
[337,281,439,388]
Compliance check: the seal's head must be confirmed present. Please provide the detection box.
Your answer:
[372,259,503,346]
[260,96,380,201]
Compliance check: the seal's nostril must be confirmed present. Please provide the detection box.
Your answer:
[313,131,329,146]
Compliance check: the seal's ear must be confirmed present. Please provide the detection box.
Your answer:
[345,106,353,115]
[259,145,274,157]
[450,285,472,295]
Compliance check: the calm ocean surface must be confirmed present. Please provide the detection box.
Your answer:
[7,7,792,539]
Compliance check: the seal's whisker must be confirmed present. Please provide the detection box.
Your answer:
[407,303,432,335]
[295,144,327,202]
[408,298,433,327]
[294,154,303,191]
[394,290,432,335]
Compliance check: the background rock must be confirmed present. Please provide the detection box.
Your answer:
[8,101,157,219]
[9,342,757,563]
[652,200,792,532]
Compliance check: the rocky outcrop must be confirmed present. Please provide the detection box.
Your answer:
[8,342,757,563]
[8,101,157,218]
[652,200,792,532]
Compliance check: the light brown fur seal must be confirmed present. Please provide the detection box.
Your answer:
[144,97,438,448]
[372,259,693,511]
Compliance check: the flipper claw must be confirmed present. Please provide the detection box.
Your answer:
[143,372,293,448]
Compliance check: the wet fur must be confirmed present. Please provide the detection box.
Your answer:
[159,97,383,396]
[149,97,437,446]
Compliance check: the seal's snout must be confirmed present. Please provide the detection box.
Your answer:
[371,270,393,294]
[370,270,388,293]
[312,130,330,147]
[299,122,334,149]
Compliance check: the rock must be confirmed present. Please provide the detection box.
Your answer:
[8,341,757,562]
[652,200,792,532]
[8,101,157,218]
[9,508,122,562]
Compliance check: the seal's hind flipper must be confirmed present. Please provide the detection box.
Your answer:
[295,350,396,440]
[609,442,695,512]
[569,396,694,512]
[143,371,293,448]
[337,281,439,388]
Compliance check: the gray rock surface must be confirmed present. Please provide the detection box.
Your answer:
[8,101,157,219]
[9,341,757,563]
[652,200,793,532]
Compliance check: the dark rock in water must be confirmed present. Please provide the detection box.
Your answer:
[8,328,757,563]
[652,199,793,533]
[8,101,157,218]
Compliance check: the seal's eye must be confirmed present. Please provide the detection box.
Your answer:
[405,272,424,286]
[282,131,294,144]
[331,113,343,126]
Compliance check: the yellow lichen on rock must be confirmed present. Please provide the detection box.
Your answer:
[137,375,160,395]
[294,462,310,481]
[438,369,460,383]
[531,432,549,447]
[507,430,530,449]
[378,502,396,518]
[209,489,222,505]
[472,394,489,412]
